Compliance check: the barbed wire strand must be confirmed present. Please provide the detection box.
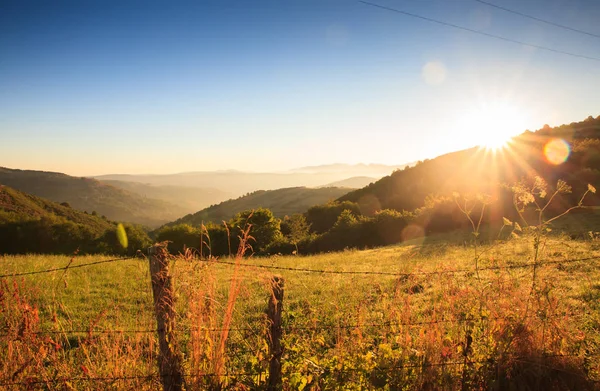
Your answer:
[0,309,593,337]
[0,256,139,278]
[1,253,597,279]
[200,255,600,277]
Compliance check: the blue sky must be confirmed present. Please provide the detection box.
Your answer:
[1,0,599,175]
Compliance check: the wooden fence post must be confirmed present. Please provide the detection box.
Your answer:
[149,243,184,391]
[267,275,284,390]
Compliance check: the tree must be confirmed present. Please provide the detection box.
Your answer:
[305,201,361,234]
[333,209,358,229]
[230,208,282,254]
[285,214,310,254]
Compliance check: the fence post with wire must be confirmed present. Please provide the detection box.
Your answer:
[149,243,185,391]
[267,275,284,391]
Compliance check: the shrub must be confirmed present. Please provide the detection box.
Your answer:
[306,201,361,234]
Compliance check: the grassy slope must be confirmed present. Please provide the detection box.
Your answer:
[99,179,231,214]
[2,232,599,389]
[169,186,353,226]
[0,167,189,227]
[0,185,112,233]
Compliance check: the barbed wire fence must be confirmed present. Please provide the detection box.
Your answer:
[1,248,599,389]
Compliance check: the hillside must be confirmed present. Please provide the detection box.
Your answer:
[0,185,112,233]
[0,167,189,228]
[0,185,151,255]
[98,180,230,213]
[338,116,600,216]
[168,186,352,226]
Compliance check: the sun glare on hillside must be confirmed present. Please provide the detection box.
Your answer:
[459,102,528,151]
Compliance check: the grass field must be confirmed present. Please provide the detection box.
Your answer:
[1,231,600,390]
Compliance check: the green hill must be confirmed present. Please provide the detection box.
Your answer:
[0,167,190,228]
[168,186,352,226]
[0,185,151,255]
[338,115,600,216]
[0,185,112,232]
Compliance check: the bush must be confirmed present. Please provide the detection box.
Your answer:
[264,238,297,255]
[306,201,361,234]
[155,224,202,254]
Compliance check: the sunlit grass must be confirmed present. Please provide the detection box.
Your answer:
[1,232,600,389]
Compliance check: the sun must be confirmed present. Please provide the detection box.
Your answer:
[458,102,528,150]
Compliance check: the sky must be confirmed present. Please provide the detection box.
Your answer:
[1,0,599,176]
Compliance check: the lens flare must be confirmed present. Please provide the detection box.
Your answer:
[116,223,128,249]
[422,61,447,85]
[544,138,570,165]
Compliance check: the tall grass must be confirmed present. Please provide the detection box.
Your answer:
[1,228,599,389]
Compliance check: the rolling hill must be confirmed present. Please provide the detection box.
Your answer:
[0,185,112,254]
[98,180,230,213]
[338,115,600,215]
[0,167,189,228]
[0,185,151,255]
[0,185,112,232]
[168,186,353,226]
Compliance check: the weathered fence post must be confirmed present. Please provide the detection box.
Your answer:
[149,243,184,391]
[267,275,284,390]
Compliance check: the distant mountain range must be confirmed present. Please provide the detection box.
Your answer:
[94,163,407,195]
[167,186,352,227]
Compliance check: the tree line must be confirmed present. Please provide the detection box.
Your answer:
[0,214,151,255]
[155,199,470,257]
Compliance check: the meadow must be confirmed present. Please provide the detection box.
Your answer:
[1,227,600,390]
